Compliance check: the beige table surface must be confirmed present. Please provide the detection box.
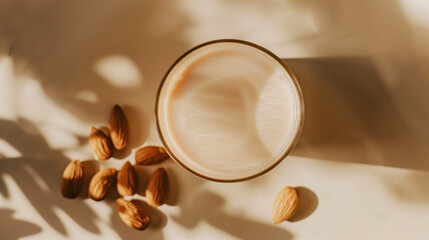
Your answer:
[1,0,429,239]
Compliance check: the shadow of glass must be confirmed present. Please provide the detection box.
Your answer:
[283,57,429,171]
[282,0,429,208]
[172,190,293,240]
[0,209,42,240]
[289,187,318,222]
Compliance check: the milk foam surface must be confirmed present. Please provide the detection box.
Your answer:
[159,42,301,180]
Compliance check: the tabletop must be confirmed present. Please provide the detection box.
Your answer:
[1,0,429,239]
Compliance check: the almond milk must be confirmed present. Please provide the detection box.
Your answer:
[157,41,303,181]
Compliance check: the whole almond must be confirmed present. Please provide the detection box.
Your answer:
[88,168,117,201]
[135,146,169,165]
[61,160,83,199]
[89,127,113,160]
[115,198,150,230]
[273,186,299,224]
[146,167,169,207]
[117,161,137,197]
[109,105,128,150]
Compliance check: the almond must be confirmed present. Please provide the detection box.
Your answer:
[146,167,169,207]
[88,168,117,201]
[89,127,113,160]
[135,146,169,165]
[61,160,83,199]
[115,198,150,230]
[117,161,137,197]
[109,105,129,150]
[273,186,299,224]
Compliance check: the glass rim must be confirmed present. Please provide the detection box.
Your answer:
[155,39,305,182]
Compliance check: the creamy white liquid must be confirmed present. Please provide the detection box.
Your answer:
[157,42,303,181]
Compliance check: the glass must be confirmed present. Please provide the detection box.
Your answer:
[155,39,304,182]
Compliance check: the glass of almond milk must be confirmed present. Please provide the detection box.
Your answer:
[156,39,304,182]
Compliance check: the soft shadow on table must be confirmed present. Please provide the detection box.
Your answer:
[289,187,318,222]
[134,165,152,198]
[172,191,293,240]
[78,160,100,199]
[0,209,42,240]
[109,199,167,240]
[110,201,166,240]
[131,199,168,230]
[284,57,429,171]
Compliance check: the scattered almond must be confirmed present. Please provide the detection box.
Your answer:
[88,168,117,201]
[135,146,169,165]
[146,167,169,207]
[109,105,129,150]
[117,161,137,197]
[273,186,299,224]
[116,198,150,230]
[61,160,83,199]
[89,127,113,160]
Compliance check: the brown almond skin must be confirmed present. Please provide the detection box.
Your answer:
[135,146,169,165]
[88,168,117,201]
[109,105,129,150]
[146,167,169,207]
[61,160,83,199]
[273,186,299,224]
[117,161,137,197]
[89,127,113,160]
[115,198,150,230]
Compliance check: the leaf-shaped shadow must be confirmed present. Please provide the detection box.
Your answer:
[0,209,42,240]
[0,119,100,236]
[0,169,10,198]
